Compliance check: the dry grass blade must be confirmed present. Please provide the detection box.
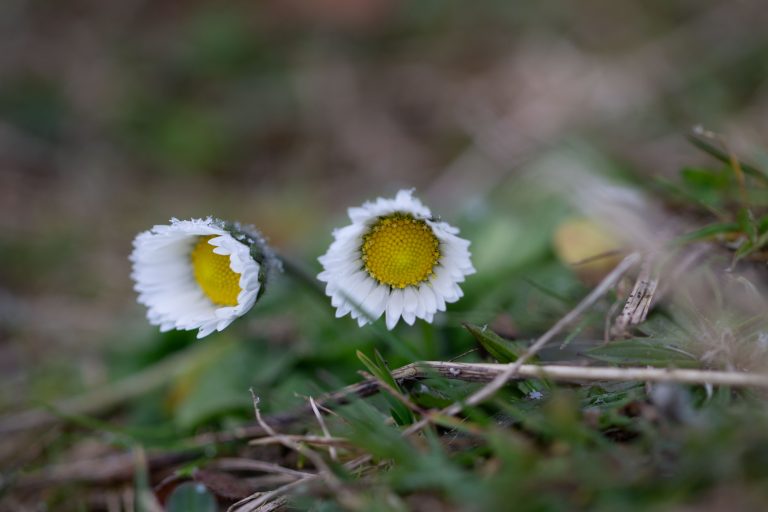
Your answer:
[227,480,305,512]
[612,256,659,336]
[208,458,314,479]
[249,435,352,449]
[310,397,338,461]
[228,456,373,512]
[248,390,363,510]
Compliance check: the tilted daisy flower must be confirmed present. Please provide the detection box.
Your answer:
[130,218,279,339]
[318,189,475,329]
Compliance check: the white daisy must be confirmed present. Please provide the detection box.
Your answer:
[318,189,475,329]
[130,217,276,339]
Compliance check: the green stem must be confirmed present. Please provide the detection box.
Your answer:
[420,321,438,359]
[279,253,421,360]
[278,253,327,301]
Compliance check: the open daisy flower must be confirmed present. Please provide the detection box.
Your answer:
[318,189,475,329]
[130,218,278,338]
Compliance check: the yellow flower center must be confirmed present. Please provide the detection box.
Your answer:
[361,214,440,288]
[191,235,241,306]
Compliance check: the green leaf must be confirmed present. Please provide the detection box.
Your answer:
[636,314,686,339]
[679,167,732,206]
[166,482,217,512]
[731,215,768,265]
[675,222,739,244]
[390,406,413,426]
[411,383,453,409]
[680,167,730,189]
[759,214,768,233]
[586,339,699,368]
[356,350,414,425]
[357,350,398,391]
[174,341,295,429]
[463,323,528,363]
[733,238,755,265]
[339,401,415,463]
[653,177,727,217]
[756,229,768,251]
[687,132,768,185]
[737,208,758,243]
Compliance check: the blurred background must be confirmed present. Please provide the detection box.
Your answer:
[2,0,768,480]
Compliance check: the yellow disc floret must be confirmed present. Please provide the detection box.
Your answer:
[191,235,241,306]
[361,214,440,288]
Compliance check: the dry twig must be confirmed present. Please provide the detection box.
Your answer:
[408,362,768,388]
[309,397,338,461]
[227,455,372,512]
[248,390,362,511]
[249,435,352,449]
[208,458,314,479]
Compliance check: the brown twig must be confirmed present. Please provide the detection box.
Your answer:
[413,362,768,388]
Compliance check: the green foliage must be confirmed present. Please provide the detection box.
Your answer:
[586,339,699,368]
[676,221,740,243]
[357,350,414,425]
[17,139,768,510]
[665,133,768,271]
[463,322,528,363]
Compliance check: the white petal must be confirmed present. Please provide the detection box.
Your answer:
[385,289,405,330]
[130,217,262,338]
[403,287,419,315]
[197,324,216,339]
[431,267,455,297]
[418,285,437,316]
[362,285,389,323]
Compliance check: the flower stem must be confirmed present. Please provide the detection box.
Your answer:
[278,253,327,300]
[279,253,421,361]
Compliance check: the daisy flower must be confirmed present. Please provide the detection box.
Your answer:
[318,189,475,329]
[130,218,278,338]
